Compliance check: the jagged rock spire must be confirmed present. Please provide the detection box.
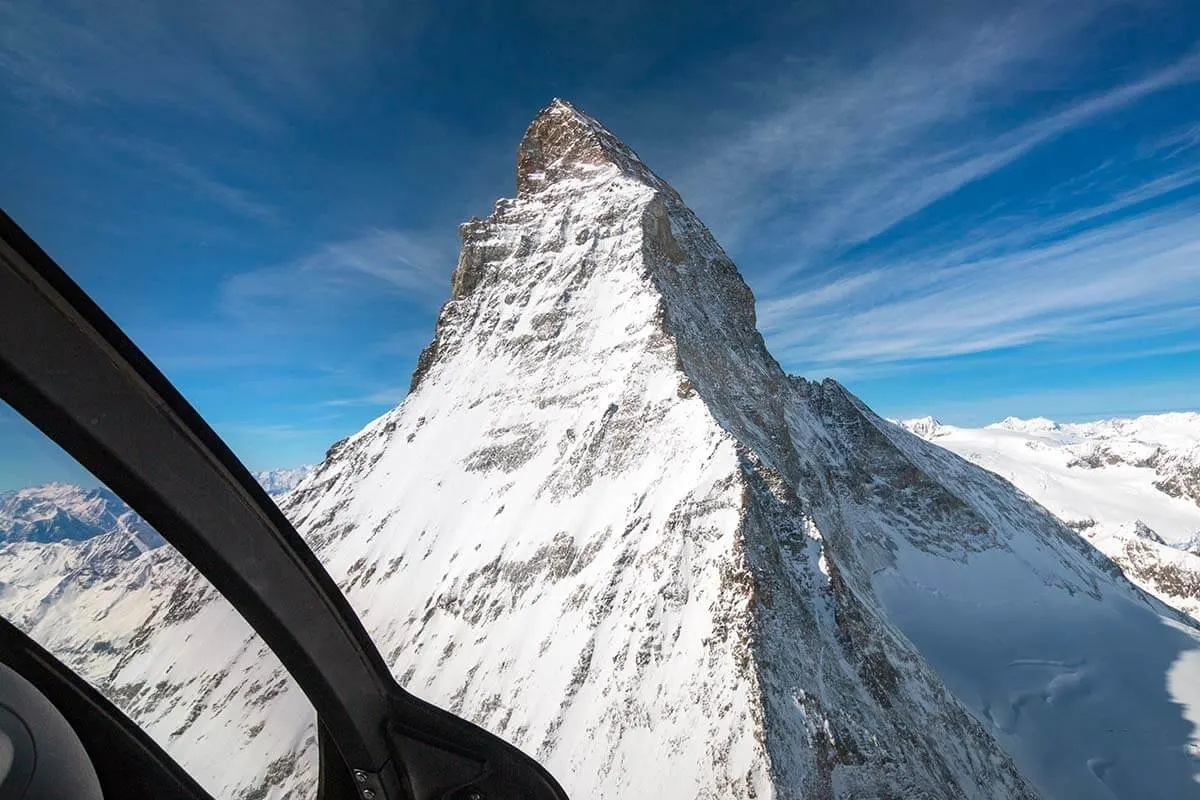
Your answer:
[516,98,671,196]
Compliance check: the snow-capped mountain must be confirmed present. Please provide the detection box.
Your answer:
[0,465,313,548]
[2,100,1200,799]
[897,413,1200,620]
[0,483,161,548]
[254,465,315,497]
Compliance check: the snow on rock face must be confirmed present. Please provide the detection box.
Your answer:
[983,413,1200,512]
[1151,446,1200,509]
[989,416,1063,434]
[895,415,946,439]
[4,100,1200,800]
[865,414,1200,799]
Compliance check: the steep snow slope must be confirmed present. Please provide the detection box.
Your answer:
[853,411,1200,798]
[897,415,1200,620]
[2,100,1200,800]
[0,524,319,798]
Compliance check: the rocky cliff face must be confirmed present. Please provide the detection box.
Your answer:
[2,100,1199,800]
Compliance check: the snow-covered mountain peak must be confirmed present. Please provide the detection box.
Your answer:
[253,464,315,497]
[1066,411,1200,448]
[988,415,1061,433]
[0,482,158,547]
[415,99,761,413]
[895,415,946,438]
[515,98,670,199]
[285,102,1052,798]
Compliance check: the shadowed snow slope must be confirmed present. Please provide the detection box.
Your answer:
[3,100,1200,799]
[896,415,1200,621]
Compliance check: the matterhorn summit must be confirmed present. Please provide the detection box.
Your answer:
[286,100,1200,799]
[288,97,1038,799]
[4,100,1200,800]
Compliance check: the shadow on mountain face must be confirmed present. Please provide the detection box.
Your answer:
[853,417,1200,800]
[878,583,1200,799]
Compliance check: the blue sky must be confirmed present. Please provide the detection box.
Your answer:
[2,0,1199,484]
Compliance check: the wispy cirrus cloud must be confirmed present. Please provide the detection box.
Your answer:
[679,7,1075,255]
[759,195,1200,375]
[676,5,1200,286]
[1147,122,1200,160]
[0,0,412,129]
[101,135,279,223]
[143,228,450,465]
[0,0,420,234]
[143,227,448,398]
[652,3,1200,386]
[321,385,411,408]
[219,228,451,326]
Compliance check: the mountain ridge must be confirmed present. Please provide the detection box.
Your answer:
[0,482,161,548]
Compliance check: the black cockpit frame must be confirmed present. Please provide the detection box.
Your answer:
[0,210,569,800]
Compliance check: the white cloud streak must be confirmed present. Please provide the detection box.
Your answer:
[760,198,1200,374]
[678,6,1200,285]
[0,0,407,129]
[658,5,1200,381]
[321,385,410,407]
[219,228,450,325]
[100,136,279,222]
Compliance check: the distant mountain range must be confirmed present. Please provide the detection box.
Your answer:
[0,483,161,547]
[897,413,1200,619]
[252,464,315,496]
[0,464,314,547]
